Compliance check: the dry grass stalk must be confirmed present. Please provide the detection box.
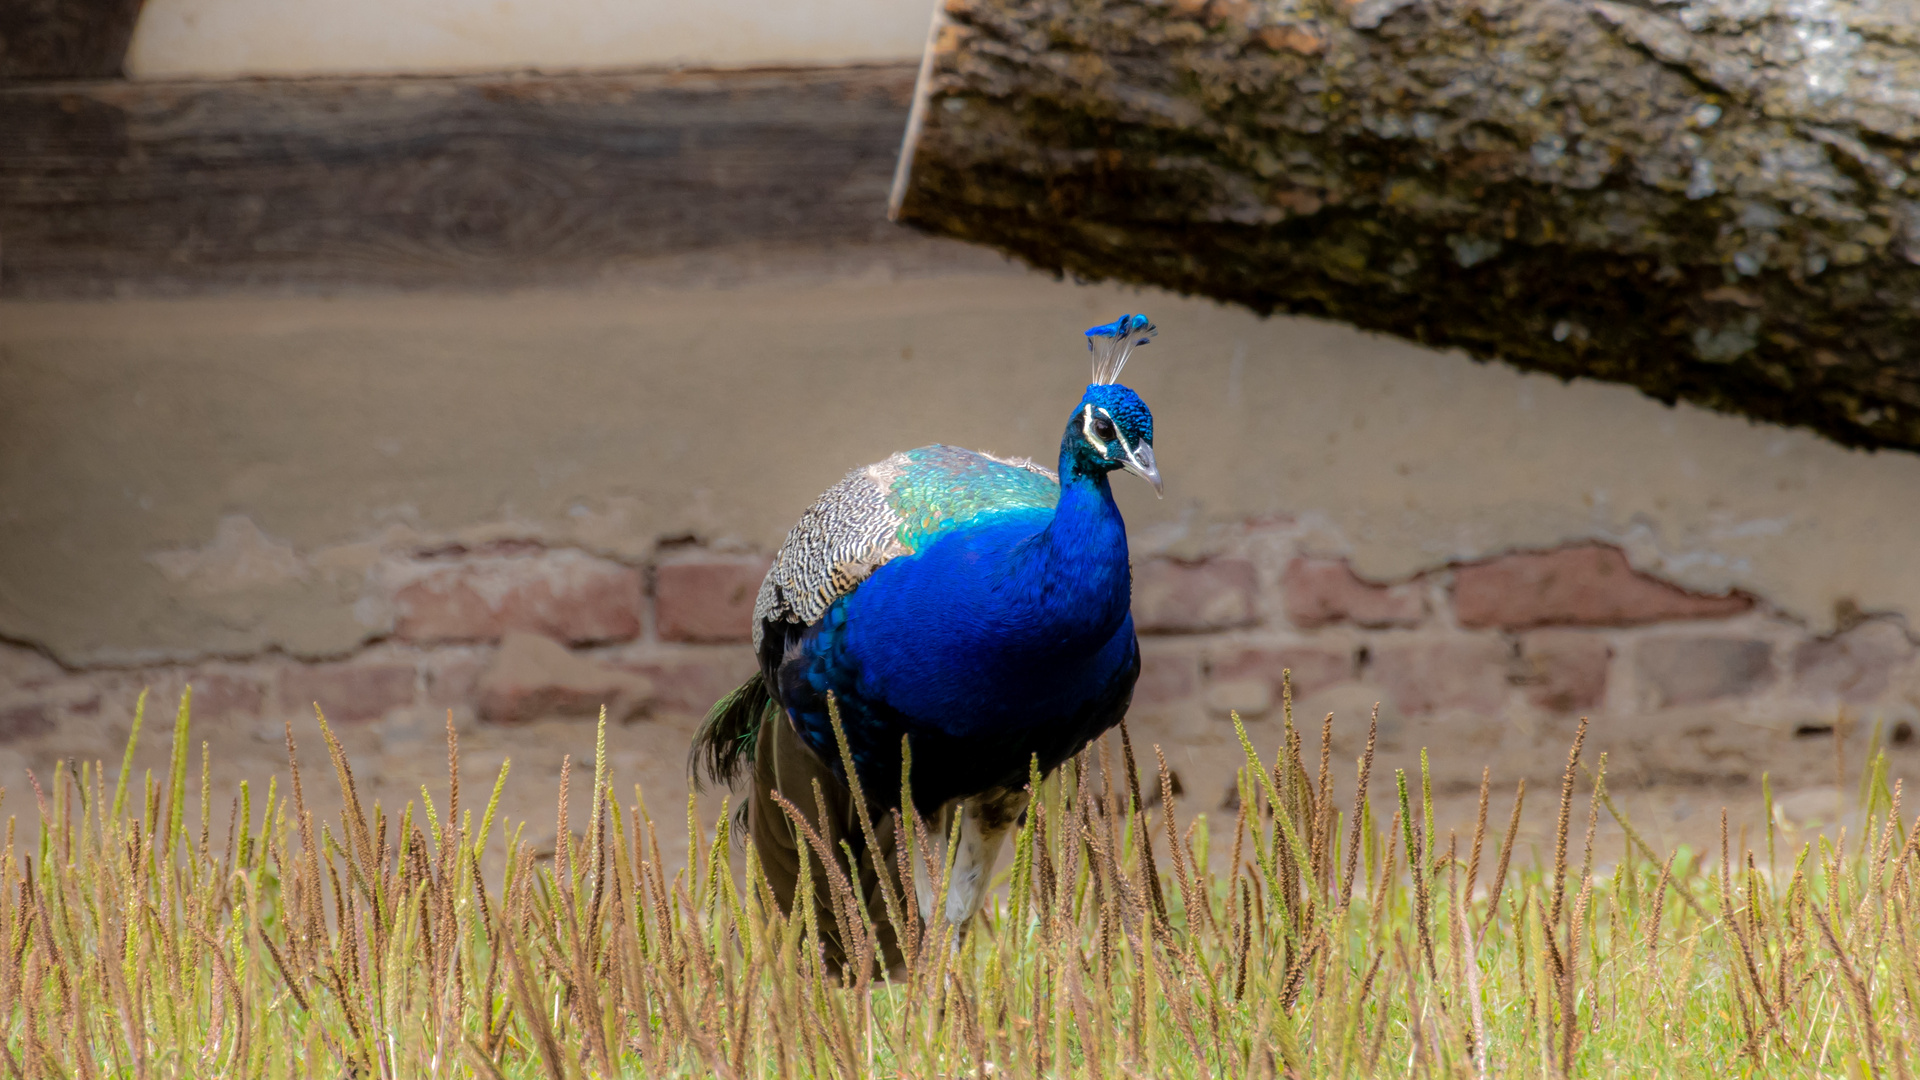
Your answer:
[0,692,1912,1076]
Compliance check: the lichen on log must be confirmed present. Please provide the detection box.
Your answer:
[890,0,1920,453]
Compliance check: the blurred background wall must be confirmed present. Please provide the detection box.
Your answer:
[125,0,932,77]
[3,0,1916,844]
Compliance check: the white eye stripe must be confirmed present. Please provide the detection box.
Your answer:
[1081,404,1108,455]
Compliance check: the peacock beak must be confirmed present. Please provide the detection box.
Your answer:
[1121,441,1163,498]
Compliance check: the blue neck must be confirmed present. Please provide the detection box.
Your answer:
[1007,442,1131,649]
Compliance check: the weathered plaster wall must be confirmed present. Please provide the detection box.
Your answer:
[5,255,1918,848]
[124,0,930,78]
[5,268,1919,667]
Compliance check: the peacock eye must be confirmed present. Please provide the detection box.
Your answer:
[1092,417,1117,440]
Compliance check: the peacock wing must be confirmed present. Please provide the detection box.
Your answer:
[752,445,1058,654]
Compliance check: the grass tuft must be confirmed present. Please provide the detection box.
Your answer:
[0,689,1917,1077]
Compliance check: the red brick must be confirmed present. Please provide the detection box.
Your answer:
[1516,630,1610,713]
[477,632,654,725]
[1282,558,1425,629]
[1452,544,1751,630]
[1793,621,1914,703]
[182,673,268,721]
[1208,646,1353,702]
[123,670,264,723]
[654,555,770,643]
[1635,637,1774,707]
[1368,638,1510,716]
[1133,557,1259,634]
[279,662,418,724]
[0,703,52,742]
[394,549,642,646]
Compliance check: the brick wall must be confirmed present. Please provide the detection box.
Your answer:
[1121,522,1917,809]
[2,521,1916,815]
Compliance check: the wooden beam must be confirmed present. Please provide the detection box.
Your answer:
[890,0,1920,455]
[0,64,928,296]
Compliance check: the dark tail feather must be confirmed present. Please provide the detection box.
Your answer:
[691,671,776,789]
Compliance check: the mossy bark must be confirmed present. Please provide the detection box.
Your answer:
[891,0,1920,453]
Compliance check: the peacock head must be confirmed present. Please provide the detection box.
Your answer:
[1066,314,1162,497]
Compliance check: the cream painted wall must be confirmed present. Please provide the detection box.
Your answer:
[125,0,932,79]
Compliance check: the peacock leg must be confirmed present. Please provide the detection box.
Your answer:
[909,787,1033,950]
[941,788,1032,930]
[911,804,946,928]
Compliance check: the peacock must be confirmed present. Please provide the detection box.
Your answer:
[692,313,1162,966]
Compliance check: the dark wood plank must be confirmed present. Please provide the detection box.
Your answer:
[0,0,146,79]
[0,65,929,296]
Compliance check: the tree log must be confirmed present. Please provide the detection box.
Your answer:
[890,0,1920,453]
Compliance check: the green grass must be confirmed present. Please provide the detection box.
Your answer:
[2,684,1917,1078]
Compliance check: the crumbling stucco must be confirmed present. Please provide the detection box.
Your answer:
[5,268,1920,668]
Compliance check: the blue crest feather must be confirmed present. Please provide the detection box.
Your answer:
[1085,314,1155,385]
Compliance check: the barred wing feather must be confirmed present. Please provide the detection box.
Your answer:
[751,444,1057,654]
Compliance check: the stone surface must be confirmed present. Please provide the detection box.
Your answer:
[0,644,66,690]
[0,703,53,742]
[476,631,654,725]
[654,555,770,644]
[1792,621,1916,704]
[1132,647,1199,707]
[1636,637,1775,707]
[1133,557,1259,634]
[1204,678,1274,720]
[112,668,266,723]
[424,652,489,708]
[148,514,307,592]
[374,704,478,756]
[178,672,268,721]
[1515,630,1611,714]
[280,662,418,724]
[1367,638,1511,716]
[1206,645,1353,704]
[1774,786,1844,829]
[1453,545,1752,630]
[615,653,756,719]
[1290,682,1405,747]
[1281,558,1425,629]
[393,549,643,646]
